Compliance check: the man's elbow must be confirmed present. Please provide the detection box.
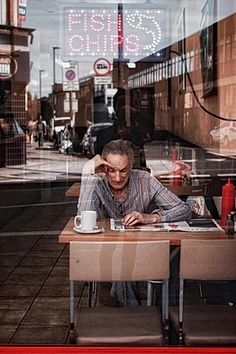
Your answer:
[184,204,192,220]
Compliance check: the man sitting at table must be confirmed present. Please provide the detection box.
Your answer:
[77,139,191,306]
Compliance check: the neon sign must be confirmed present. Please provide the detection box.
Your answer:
[62,5,166,60]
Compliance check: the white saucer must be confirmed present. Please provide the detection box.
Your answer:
[73,226,103,234]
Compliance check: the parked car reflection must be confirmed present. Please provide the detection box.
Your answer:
[81,122,113,155]
[209,121,236,147]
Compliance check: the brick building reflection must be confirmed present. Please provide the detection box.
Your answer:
[0,0,34,166]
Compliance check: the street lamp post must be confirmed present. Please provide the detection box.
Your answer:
[52,46,60,86]
[39,69,45,119]
[38,69,45,147]
[39,69,45,99]
[52,46,60,121]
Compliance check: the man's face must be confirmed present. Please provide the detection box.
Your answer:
[105,153,131,191]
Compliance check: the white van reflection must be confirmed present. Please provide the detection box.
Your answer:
[209,121,236,147]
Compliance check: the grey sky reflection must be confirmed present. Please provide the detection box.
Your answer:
[25,0,235,97]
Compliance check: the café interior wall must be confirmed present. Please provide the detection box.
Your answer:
[154,13,236,151]
[217,14,236,117]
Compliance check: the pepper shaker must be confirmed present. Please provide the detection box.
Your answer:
[229,211,236,233]
[225,213,234,237]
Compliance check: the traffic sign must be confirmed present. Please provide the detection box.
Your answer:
[93,58,111,76]
[19,0,27,21]
[63,64,79,91]
[65,69,76,81]
[94,76,112,85]
[64,99,70,113]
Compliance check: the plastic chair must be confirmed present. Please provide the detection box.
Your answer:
[69,240,170,346]
[169,239,236,346]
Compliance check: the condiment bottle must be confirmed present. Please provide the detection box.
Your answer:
[221,179,235,227]
[225,213,234,237]
[230,211,236,233]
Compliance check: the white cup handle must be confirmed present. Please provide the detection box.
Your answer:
[74,215,81,228]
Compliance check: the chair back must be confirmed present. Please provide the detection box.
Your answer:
[180,239,236,280]
[70,240,169,282]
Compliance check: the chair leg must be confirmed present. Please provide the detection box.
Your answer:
[69,280,76,344]
[163,280,169,344]
[147,281,153,306]
[69,323,76,344]
[70,280,74,323]
[198,282,204,298]
[178,279,184,344]
[88,281,97,307]
[91,281,98,306]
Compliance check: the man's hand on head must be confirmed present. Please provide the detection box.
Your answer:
[93,154,113,173]
[123,212,160,226]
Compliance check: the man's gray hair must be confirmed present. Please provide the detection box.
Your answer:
[102,139,134,165]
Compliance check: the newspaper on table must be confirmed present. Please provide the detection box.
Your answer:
[110,218,223,232]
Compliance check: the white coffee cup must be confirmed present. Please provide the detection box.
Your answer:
[74,211,97,230]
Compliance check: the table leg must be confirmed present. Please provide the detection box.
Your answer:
[88,281,97,307]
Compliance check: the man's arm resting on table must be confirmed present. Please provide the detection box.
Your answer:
[123,212,161,226]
